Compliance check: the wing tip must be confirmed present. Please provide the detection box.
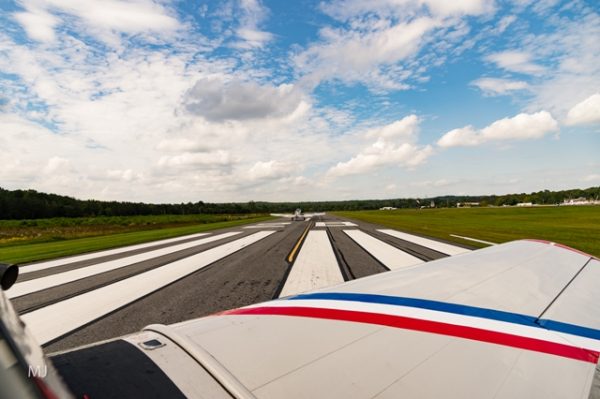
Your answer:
[523,239,597,260]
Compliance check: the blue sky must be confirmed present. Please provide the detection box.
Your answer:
[0,0,598,202]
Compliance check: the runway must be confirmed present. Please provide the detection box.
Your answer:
[10,215,473,352]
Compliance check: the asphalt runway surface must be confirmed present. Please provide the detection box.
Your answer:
[9,214,474,353]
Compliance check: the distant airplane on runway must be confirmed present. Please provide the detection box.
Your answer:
[271,209,325,221]
[1,239,599,398]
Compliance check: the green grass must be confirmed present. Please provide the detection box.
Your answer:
[0,215,274,264]
[0,214,267,245]
[333,206,600,258]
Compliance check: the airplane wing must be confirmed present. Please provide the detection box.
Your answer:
[44,239,600,399]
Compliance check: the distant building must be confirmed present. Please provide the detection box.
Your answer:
[457,202,480,208]
[420,201,436,210]
[516,202,533,207]
[562,197,600,206]
[379,206,397,210]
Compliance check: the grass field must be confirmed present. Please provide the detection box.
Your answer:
[334,206,600,258]
[0,214,273,264]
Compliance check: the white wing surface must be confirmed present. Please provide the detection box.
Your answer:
[62,240,600,398]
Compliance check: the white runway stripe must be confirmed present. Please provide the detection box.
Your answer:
[315,222,356,227]
[379,229,471,256]
[8,232,242,299]
[279,231,344,298]
[244,222,291,229]
[21,231,275,345]
[20,232,212,274]
[450,234,496,246]
[344,230,423,270]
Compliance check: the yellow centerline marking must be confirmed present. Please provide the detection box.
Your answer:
[287,223,311,263]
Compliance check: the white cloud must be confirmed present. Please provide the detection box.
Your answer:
[423,0,494,16]
[486,51,545,75]
[0,18,341,202]
[233,0,273,49]
[294,0,495,91]
[411,179,457,188]
[494,15,516,34]
[158,151,232,168]
[365,115,420,139]
[246,160,295,181]
[107,169,143,182]
[1,0,596,203]
[437,111,559,147]
[156,138,216,153]
[582,174,600,182]
[13,6,59,42]
[471,77,529,95]
[0,113,94,194]
[503,11,600,119]
[291,176,311,186]
[565,93,600,126]
[295,17,438,90]
[13,0,180,45]
[327,142,433,177]
[43,156,72,175]
[320,0,494,20]
[236,28,272,47]
[326,116,433,178]
[0,36,245,200]
[437,126,480,147]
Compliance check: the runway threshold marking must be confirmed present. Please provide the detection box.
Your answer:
[343,230,424,270]
[287,223,311,263]
[279,231,344,298]
[379,229,471,256]
[19,232,212,275]
[21,231,275,345]
[8,231,242,299]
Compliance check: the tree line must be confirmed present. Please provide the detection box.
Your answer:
[0,186,598,220]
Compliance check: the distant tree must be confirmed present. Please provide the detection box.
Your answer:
[0,186,598,220]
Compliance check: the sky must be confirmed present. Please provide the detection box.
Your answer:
[0,0,599,203]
